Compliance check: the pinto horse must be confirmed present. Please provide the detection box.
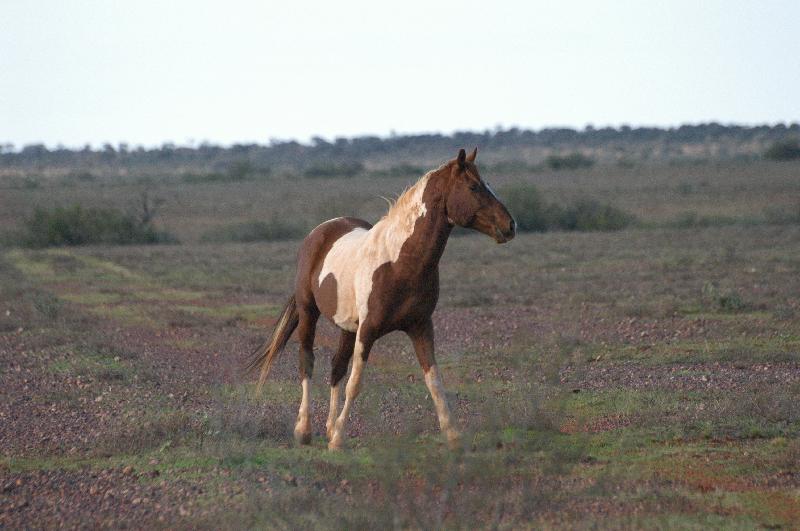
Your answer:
[248,148,515,449]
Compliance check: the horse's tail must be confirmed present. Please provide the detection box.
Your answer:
[245,294,299,394]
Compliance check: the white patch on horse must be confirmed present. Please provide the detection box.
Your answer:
[293,377,311,442]
[326,381,341,439]
[329,338,366,449]
[318,227,368,331]
[317,172,432,332]
[424,364,459,444]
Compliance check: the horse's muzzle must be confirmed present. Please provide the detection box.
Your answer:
[493,219,516,243]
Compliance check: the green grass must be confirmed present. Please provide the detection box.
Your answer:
[177,302,279,322]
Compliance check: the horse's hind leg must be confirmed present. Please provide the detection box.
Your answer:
[294,305,319,445]
[327,330,356,439]
[329,327,375,450]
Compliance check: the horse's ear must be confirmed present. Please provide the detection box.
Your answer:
[466,147,477,162]
[456,148,466,169]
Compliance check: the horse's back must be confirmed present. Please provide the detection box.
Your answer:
[295,217,372,327]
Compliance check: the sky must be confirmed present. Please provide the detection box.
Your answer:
[1,0,799,148]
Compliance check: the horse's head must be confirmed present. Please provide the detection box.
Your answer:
[444,147,516,243]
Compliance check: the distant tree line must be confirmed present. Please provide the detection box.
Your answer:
[2,123,798,171]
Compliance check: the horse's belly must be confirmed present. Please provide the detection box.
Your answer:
[316,228,367,332]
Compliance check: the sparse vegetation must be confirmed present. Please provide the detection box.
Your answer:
[500,183,635,232]
[200,218,306,242]
[368,163,426,178]
[3,136,800,528]
[17,205,174,248]
[764,138,800,161]
[3,219,800,528]
[182,161,270,184]
[545,152,595,170]
[702,282,750,313]
[303,161,364,178]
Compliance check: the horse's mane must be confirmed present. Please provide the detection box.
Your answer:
[380,162,447,227]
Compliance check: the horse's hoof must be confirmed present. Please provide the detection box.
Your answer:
[328,434,345,451]
[294,431,312,445]
[446,431,462,450]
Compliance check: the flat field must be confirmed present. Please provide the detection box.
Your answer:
[2,159,800,528]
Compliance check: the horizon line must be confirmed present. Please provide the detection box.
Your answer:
[2,119,799,152]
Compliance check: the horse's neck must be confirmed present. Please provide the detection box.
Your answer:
[390,193,451,276]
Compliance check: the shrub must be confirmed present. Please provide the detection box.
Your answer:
[701,282,750,312]
[499,184,550,232]
[545,152,594,170]
[201,218,306,242]
[499,184,635,232]
[304,161,364,178]
[20,205,173,247]
[764,138,800,161]
[369,164,426,178]
[557,199,635,231]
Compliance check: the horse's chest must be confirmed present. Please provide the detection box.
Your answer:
[368,265,439,327]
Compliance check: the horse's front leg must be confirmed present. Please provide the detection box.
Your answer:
[408,319,460,447]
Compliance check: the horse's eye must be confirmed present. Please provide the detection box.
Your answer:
[470,183,480,192]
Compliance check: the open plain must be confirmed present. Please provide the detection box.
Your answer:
[2,158,800,528]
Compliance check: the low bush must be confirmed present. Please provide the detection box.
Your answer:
[701,282,750,313]
[499,184,635,232]
[545,152,595,170]
[369,164,426,178]
[60,171,97,186]
[558,199,635,231]
[304,161,364,178]
[19,205,174,247]
[500,184,551,232]
[201,218,306,242]
[764,138,800,161]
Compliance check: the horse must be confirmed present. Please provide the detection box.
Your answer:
[247,147,516,450]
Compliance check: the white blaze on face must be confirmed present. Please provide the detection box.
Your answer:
[484,181,500,201]
[317,173,431,331]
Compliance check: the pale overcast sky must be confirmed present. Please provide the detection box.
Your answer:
[1,0,798,148]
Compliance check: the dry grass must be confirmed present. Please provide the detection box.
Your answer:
[2,158,800,528]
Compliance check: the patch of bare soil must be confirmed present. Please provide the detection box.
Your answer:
[563,361,800,393]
